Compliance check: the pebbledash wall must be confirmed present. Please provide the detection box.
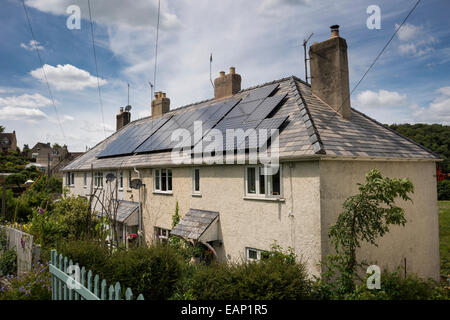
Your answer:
[65,158,440,280]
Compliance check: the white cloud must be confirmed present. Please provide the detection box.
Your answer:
[395,23,436,57]
[412,87,450,124]
[0,106,47,122]
[0,93,52,108]
[356,90,407,108]
[24,0,180,30]
[20,40,44,51]
[30,64,107,91]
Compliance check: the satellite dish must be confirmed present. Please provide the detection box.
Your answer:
[106,173,116,182]
[125,105,132,112]
[130,178,143,189]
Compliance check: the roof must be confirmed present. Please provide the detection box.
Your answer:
[170,209,219,240]
[98,200,139,225]
[62,76,439,172]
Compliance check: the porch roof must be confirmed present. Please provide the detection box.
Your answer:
[170,209,219,241]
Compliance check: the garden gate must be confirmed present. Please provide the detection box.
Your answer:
[49,249,144,300]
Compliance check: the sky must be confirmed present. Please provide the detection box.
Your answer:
[0,0,449,152]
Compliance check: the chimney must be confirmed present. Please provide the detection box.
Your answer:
[214,67,241,100]
[151,91,170,118]
[309,25,351,119]
[116,106,131,131]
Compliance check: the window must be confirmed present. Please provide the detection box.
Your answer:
[66,172,74,186]
[83,172,87,187]
[128,171,132,189]
[154,227,170,244]
[192,168,200,194]
[154,169,172,192]
[245,165,282,197]
[94,172,103,188]
[119,171,123,189]
[246,248,265,262]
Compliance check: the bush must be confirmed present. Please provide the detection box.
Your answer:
[0,262,51,300]
[191,245,312,299]
[60,241,184,300]
[438,180,450,200]
[109,244,183,300]
[0,249,17,276]
[341,268,450,300]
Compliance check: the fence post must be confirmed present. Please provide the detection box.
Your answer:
[58,254,63,300]
[125,288,133,300]
[114,282,121,300]
[94,274,99,298]
[101,279,107,300]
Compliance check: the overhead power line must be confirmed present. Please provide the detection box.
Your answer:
[331,0,422,119]
[87,0,107,139]
[20,0,67,145]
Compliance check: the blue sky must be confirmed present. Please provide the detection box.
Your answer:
[0,0,449,151]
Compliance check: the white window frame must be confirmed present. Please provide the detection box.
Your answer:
[119,171,123,190]
[127,170,132,190]
[83,172,87,188]
[66,172,75,186]
[192,168,200,194]
[246,247,265,262]
[245,165,282,198]
[154,227,170,243]
[94,171,103,188]
[154,168,172,193]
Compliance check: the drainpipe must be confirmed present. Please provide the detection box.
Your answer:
[133,167,142,246]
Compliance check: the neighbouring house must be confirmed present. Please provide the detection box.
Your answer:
[28,142,83,177]
[0,131,17,153]
[62,25,441,280]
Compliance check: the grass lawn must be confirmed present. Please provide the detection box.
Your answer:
[439,201,450,276]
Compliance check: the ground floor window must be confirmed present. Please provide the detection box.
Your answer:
[154,227,170,243]
[246,247,265,262]
[66,172,74,186]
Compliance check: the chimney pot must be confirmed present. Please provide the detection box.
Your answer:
[151,91,170,118]
[220,71,225,78]
[330,24,340,38]
[229,67,235,74]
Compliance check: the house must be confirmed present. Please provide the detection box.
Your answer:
[28,142,83,177]
[62,25,440,280]
[0,131,17,153]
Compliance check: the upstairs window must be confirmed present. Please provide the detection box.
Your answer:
[245,165,282,197]
[119,171,123,189]
[154,169,172,192]
[83,172,87,187]
[94,172,103,188]
[192,168,200,194]
[128,171,132,189]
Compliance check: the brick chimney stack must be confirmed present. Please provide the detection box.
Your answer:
[151,91,170,118]
[214,67,241,100]
[309,25,351,119]
[116,106,131,131]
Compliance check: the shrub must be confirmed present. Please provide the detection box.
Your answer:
[191,245,312,300]
[0,262,51,300]
[438,180,450,200]
[341,268,450,300]
[0,249,17,276]
[109,244,183,300]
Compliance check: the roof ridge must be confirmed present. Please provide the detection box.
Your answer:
[351,108,441,159]
[290,77,325,154]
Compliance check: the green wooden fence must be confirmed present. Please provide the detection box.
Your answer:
[49,249,144,300]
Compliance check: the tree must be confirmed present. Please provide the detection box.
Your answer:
[328,168,414,292]
[0,126,4,133]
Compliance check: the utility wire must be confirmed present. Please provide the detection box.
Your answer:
[20,0,67,145]
[331,0,422,120]
[87,0,107,139]
[153,0,161,93]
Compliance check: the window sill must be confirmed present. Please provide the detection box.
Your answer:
[192,193,202,198]
[118,188,123,192]
[243,196,285,202]
[153,191,173,195]
[126,189,132,193]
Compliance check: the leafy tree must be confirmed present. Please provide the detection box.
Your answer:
[327,168,414,292]
[0,126,4,133]
[438,180,450,201]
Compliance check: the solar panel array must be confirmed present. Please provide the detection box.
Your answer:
[97,82,288,158]
[97,115,171,158]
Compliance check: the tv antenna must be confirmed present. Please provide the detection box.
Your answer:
[303,32,313,84]
[209,53,214,89]
[127,83,130,105]
[149,82,154,100]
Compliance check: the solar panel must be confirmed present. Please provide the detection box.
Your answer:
[134,99,240,153]
[246,93,286,122]
[241,83,279,102]
[97,115,171,158]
